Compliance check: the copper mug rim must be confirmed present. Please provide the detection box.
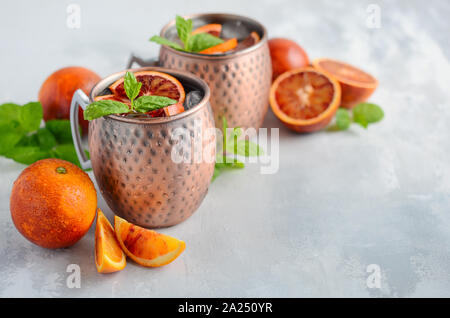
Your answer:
[159,12,269,60]
[88,66,211,124]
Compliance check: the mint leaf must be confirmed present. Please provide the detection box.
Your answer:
[19,102,43,133]
[16,133,39,147]
[37,128,57,150]
[149,36,183,51]
[134,96,177,113]
[176,15,193,48]
[235,140,263,157]
[45,119,73,144]
[0,130,23,155]
[5,146,50,165]
[215,158,245,169]
[51,144,81,167]
[353,103,384,128]
[188,33,224,52]
[336,108,351,130]
[84,100,130,120]
[124,72,142,108]
[0,103,21,127]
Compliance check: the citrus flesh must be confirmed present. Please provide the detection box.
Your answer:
[312,58,377,109]
[200,38,238,54]
[95,209,126,273]
[192,23,222,37]
[270,67,341,132]
[109,71,186,104]
[114,216,185,267]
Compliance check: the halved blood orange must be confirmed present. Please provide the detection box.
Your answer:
[192,23,222,37]
[312,58,378,109]
[235,31,260,51]
[109,71,186,104]
[114,216,185,267]
[270,67,341,133]
[95,209,127,273]
[199,38,238,54]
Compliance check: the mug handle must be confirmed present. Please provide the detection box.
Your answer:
[70,89,92,170]
[127,54,159,69]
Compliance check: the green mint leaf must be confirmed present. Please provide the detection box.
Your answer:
[51,144,81,167]
[176,15,193,48]
[227,139,263,157]
[336,108,351,130]
[215,158,245,169]
[5,146,50,165]
[37,128,57,150]
[149,36,183,51]
[188,33,224,52]
[228,127,242,142]
[84,100,130,120]
[134,95,177,113]
[353,103,384,129]
[0,129,24,155]
[19,102,43,133]
[0,103,21,127]
[124,71,142,106]
[45,119,73,144]
[212,166,222,182]
[16,133,39,147]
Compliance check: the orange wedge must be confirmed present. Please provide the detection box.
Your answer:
[312,58,378,109]
[192,23,222,37]
[270,67,341,133]
[199,38,238,54]
[95,209,127,273]
[114,216,185,267]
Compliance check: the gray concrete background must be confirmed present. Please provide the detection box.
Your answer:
[1,0,450,297]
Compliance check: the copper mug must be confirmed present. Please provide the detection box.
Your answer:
[128,13,272,130]
[70,67,216,228]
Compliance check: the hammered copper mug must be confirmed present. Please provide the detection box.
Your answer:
[70,67,216,228]
[128,13,272,130]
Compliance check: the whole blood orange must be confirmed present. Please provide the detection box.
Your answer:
[268,38,309,81]
[10,159,97,249]
[39,66,101,134]
[312,58,378,109]
[270,67,341,133]
[114,216,185,267]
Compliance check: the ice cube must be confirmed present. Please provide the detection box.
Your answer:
[183,90,203,110]
[221,21,250,41]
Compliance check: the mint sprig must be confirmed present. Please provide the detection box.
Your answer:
[212,117,264,181]
[0,102,87,167]
[331,103,384,131]
[83,72,176,120]
[124,71,142,110]
[149,15,224,53]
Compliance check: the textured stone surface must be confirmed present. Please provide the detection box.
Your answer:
[1,0,450,297]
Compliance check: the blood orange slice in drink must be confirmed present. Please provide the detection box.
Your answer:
[114,216,185,267]
[235,31,260,51]
[94,94,131,106]
[192,23,222,37]
[270,67,341,133]
[199,38,238,54]
[312,58,378,109]
[109,71,186,104]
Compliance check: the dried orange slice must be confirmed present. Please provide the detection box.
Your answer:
[95,209,126,273]
[312,58,378,109]
[109,71,186,104]
[192,23,222,37]
[270,67,341,133]
[114,216,185,267]
[199,38,238,54]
